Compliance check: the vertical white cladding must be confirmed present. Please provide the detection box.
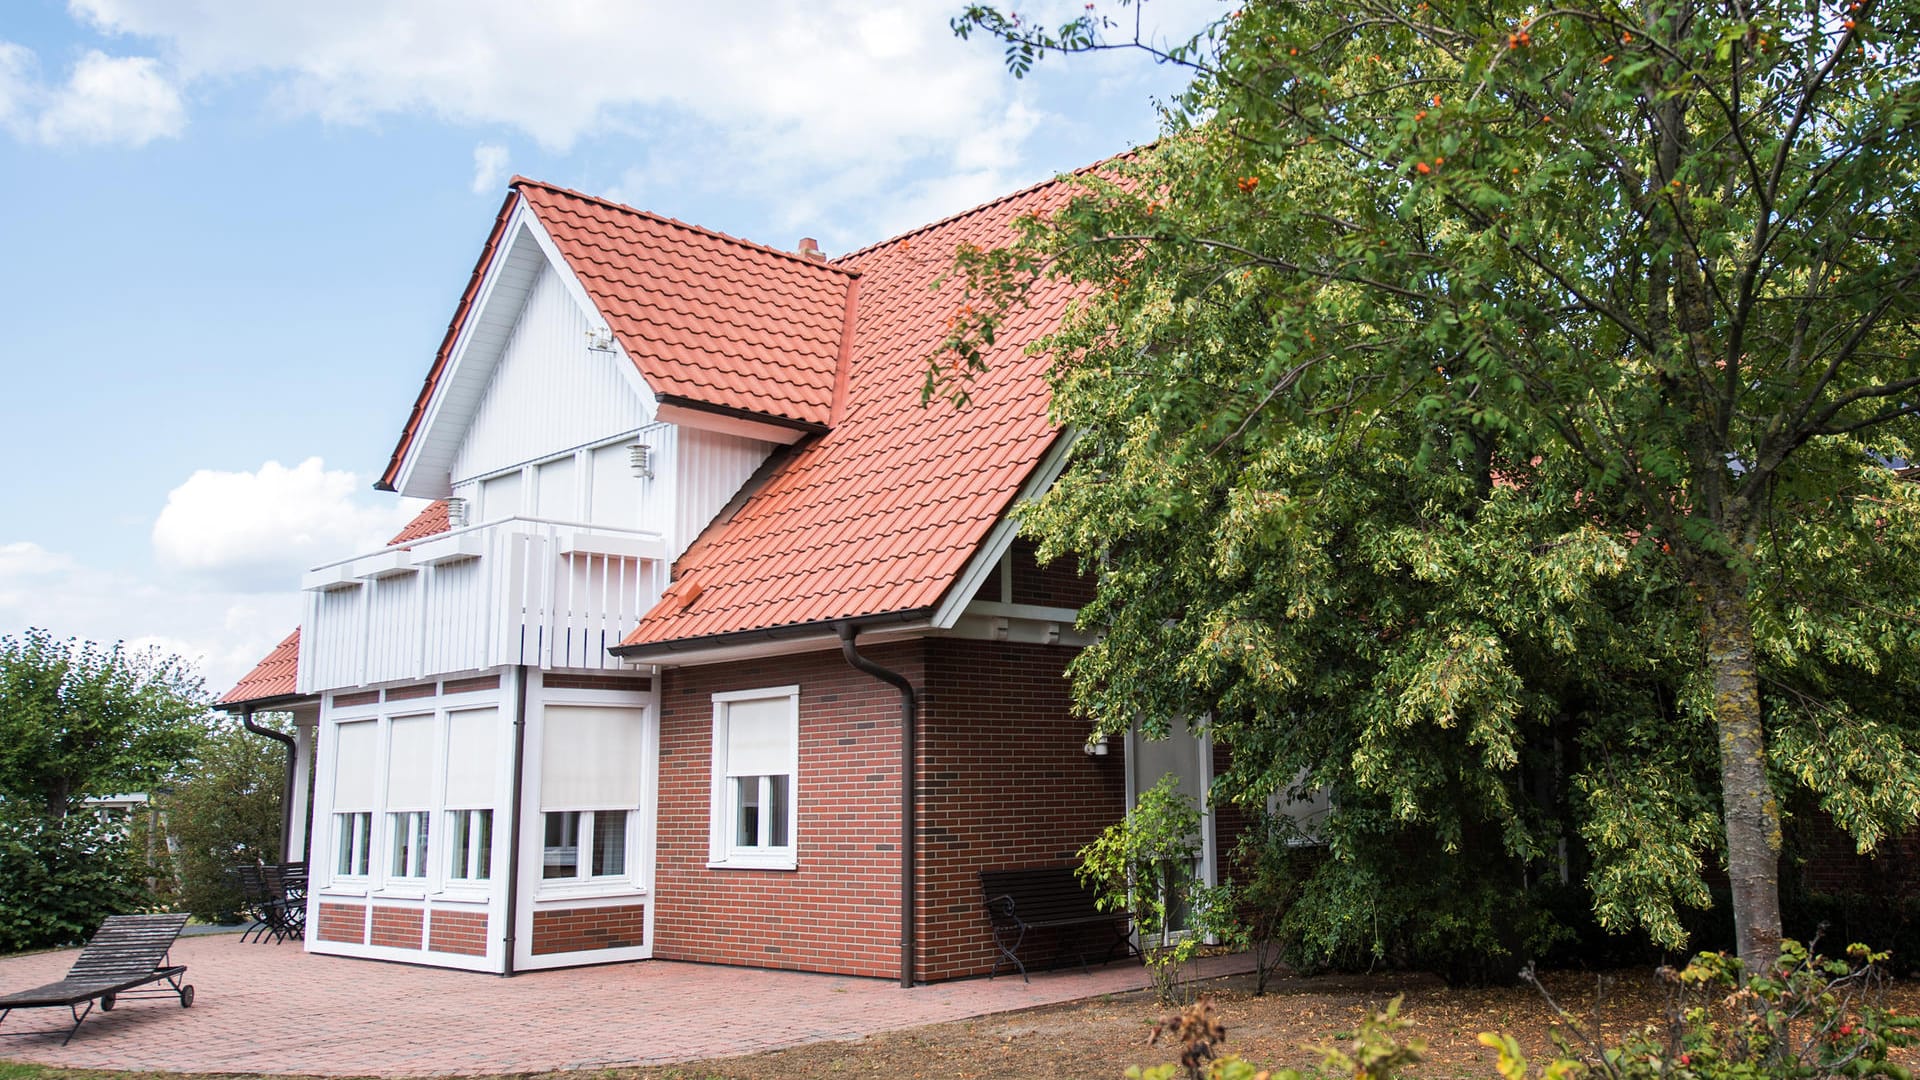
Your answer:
[451,264,652,485]
[674,427,774,557]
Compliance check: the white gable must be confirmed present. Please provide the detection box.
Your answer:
[450,262,653,484]
[390,202,656,500]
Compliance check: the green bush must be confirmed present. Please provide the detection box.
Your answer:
[161,718,288,922]
[0,805,152,952]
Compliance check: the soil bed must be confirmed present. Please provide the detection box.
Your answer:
[598,968,1920,1080]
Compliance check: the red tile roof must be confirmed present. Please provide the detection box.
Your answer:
[387,498,451,545]
[620,175,1083,651]
[219,629,303,706]
[515,180,856,431]
[220,501,454,704]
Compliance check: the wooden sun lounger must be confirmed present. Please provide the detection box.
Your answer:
[0,913,194,1045]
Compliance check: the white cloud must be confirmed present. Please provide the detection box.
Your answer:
[34,49,184,145]
[151,457,419,593]
[0,41,185,147]
[0,540,297,695]
[0,42,32,132]
[471,141,509,194]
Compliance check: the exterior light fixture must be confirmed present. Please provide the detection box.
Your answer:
[629,444,653,479]
[1083,735,1110,757]
[444,497,469,528]
[586,326,616,352]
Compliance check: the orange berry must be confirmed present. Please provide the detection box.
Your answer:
[1601,53,1614,62]
[1415,161,1431,173]
[1415,110,1427,120]
[1622,31,1633,41]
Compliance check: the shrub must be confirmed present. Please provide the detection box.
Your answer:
[0,805,152,952]
[161,717,288,922]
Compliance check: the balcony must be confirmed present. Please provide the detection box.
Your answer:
[297,517,669,692]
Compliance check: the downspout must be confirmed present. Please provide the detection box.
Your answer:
[502,665,530,977]
[836,624,917,988]
[241,706,300,863]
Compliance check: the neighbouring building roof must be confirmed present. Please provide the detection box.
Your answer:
[221,500,454,706]
[620,176,1083,651]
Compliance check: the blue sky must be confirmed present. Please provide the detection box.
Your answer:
[0,0,1210,692]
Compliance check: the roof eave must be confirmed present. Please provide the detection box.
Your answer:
[610,607,937,667]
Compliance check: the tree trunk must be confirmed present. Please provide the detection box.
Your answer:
[1702,563,1783,975]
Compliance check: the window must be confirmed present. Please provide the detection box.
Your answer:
[389,811,430,877]
[709,687,798,869]
[538,705,643,886]
[335,812,372,876]
[448,809,493,880]
[331,720,378,879]
[444,708,499,883]
[384,715,434,882]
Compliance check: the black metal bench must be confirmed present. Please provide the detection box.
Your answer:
[980,865,1138,982]
[0,913,194,1045]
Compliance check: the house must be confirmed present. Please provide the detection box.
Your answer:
[217,171,1241,983]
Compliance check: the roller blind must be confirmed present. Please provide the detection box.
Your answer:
[332,720,378,809]
[723,696,793,777]
[385,715,435,808]
[540,706,642,810]
[444,707,499,808]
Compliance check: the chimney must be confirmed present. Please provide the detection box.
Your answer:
[797,237,824,261]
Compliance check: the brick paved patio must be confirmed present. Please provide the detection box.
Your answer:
[0,932,1254,1075]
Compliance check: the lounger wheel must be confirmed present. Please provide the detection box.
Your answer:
[100,993,115,1011]
[179,985,194,1008]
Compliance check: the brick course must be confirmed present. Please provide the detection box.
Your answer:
[650,638,1131,982]
[370,905,424,950]
[316,902,367,944]
[427,908,489,956]
[1009,538,1096,608]
[532,904,646,955]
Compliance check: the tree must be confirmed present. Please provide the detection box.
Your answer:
[945,0,1920,972]
[162,716,288,922]
[0,628,209,818]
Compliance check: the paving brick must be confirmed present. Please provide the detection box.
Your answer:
[0,932,1252,1076]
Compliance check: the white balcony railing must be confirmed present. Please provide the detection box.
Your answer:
[297,517,669,692]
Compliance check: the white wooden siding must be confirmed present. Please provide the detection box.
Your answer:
[297,518,667,693]
[673,427,773,557]
[451,264,651,483]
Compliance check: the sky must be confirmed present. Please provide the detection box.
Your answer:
[0,0,1213,695]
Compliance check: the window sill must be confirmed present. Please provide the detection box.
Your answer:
[706,856,797,872]
[533,880,648,903]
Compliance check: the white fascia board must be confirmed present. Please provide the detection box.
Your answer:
[929,428,1080,630]
[517,205,661,418]
[653,401,811,445]
[623,620,933,670]
[393,199,537,499]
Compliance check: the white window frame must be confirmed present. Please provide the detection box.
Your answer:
[388,809,431,879]
[445,807,494,883]
[334,811,373,878]
[708,685,800,870]
[539,808,632,883]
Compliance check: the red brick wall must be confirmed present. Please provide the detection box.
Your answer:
[531,904,647,955]
[316,902,366,944]
[427,909,489,956]
[370,905,424,949]
[1009,537,1096,609]
[652,645,918,978]
[651,638,1147,982]
[918,639,1127,980]
[1797,813,1920,897]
